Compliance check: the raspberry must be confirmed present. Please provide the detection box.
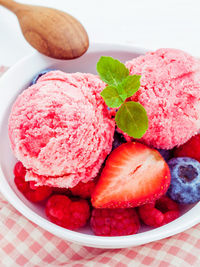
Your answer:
[90,208,140,236]
[45,195,90,230]
[13,161,26,178]
[174,134,200,162]
[14,162,52,202]
[25,184,52,202]
[14,176,29,193]
[70,180,96,198]
[138,196,179,227]
[15,176,52,202]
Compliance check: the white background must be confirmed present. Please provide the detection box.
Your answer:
[0,0,200,66]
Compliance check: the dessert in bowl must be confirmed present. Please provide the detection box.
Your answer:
[0,43,200,248]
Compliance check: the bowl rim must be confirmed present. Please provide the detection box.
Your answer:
[0,42,200,249]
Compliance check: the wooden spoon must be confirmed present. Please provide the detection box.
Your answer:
[0,0,89,59]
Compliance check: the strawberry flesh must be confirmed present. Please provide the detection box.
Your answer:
[91,142,171,208]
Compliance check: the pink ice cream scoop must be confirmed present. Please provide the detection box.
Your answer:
[8,71,115,188]
[125,48,200,149]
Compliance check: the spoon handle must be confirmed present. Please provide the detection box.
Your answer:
[0,0,23,14]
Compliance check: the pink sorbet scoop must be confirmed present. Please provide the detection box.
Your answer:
[8,71,115,188]
[125,48,200,149]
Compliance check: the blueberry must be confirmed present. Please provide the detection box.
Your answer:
[158,149,173,161]
[167,157,200,204]
[30,68,56,85]
[112,130,127,151]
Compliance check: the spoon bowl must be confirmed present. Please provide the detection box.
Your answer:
[0,0,89,59]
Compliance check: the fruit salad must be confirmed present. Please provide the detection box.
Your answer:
[9,48,200,236]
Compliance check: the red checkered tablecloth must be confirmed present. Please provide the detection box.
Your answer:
[1,67,200,267]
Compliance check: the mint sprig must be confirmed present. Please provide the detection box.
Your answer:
[97,56,148,138]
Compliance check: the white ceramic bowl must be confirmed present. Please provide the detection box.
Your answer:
[0,43,199,249]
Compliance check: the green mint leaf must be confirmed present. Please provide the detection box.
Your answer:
[120,75,141,98]
[115,101,148,138]
[97,56,129,86]
[101,86,124,108]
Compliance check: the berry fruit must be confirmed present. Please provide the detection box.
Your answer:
[14,162,52,202]
[167,157,200,204]
[15,176,52,202]
[46,195,90,230]
[30,69,56,85]
[13,161,26,178]
[112,130,126,151]
[138,196,179,227]
[91,142,171,208]
[70,180,96,199]
[174,134,200,162]
[158,149,173,162]
[91,208,140,236]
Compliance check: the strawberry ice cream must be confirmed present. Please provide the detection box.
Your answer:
[125,48,200,149]
[8,71,115,188]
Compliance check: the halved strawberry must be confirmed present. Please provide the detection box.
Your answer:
[91,142,170,208]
